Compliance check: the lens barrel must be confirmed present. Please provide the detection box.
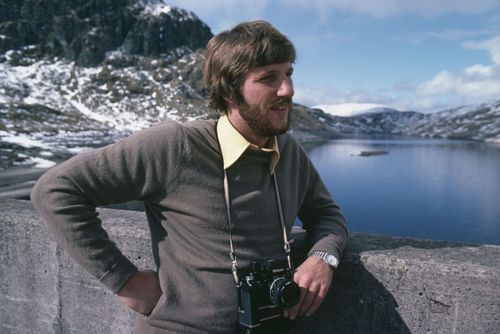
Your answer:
[269,277,300,307]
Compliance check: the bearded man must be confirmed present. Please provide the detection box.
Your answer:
[32,20,348,334]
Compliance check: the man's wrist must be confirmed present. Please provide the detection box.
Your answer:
[309,251,339,269]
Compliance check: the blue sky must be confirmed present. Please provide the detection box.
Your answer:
[165,0,500,113]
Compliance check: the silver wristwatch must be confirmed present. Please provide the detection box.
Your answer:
[310,251,339,269]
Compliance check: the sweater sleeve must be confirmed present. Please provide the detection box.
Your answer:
[31,122,184,293]
[298,153,348,262]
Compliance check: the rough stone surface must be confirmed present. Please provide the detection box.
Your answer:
[0,0,213,66]
[1,198,499,333]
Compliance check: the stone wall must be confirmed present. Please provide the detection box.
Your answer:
[1,198,498,333]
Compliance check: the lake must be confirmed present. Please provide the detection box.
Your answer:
[304,137,500,246]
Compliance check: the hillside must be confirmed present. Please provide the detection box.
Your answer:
[0,0,338,170]
[321,101,500,142]
[407,102,500,141]
[1,0,498,171]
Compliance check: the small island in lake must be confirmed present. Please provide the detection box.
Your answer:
[358,150,389,157]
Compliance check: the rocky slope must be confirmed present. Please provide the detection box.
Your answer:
[0,0,213,66]
[323,108,426,135]
[406,102,500,141]
[0,0,338,170]
[321,101,500,142]
[1,0,498,171]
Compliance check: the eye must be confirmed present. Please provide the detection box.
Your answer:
[259,74,277,83]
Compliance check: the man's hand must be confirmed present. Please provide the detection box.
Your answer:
[117,270,162,316]
[283,256,334,320]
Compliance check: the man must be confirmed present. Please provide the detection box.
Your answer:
[31,21,348,333]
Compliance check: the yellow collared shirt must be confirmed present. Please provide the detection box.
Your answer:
[217,114,280,174]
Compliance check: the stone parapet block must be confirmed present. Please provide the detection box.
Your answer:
[1,199,498,333]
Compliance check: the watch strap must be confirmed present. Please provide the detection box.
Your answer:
[310,251,339,269]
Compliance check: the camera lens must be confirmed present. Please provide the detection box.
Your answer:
[269,277,300,307]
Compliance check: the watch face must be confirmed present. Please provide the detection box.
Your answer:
[326,255,338,267]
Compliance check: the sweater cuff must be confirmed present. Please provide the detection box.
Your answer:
[97,257,138,293]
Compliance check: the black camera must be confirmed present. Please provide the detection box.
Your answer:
[237,259,300,332]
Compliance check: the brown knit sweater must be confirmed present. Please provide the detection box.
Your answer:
[31,119,348,333]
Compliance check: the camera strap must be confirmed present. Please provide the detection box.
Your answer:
[223,169,293,286]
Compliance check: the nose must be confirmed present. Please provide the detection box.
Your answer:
[277,76,294,98]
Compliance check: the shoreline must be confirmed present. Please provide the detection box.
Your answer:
[0,166,49,200]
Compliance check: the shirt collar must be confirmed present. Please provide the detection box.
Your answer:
[217,113,280,174]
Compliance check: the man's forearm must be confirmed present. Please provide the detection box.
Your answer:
[31,162,139,292]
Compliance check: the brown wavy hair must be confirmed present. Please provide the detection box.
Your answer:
[203,20,296,112]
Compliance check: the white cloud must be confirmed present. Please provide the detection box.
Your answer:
[416,71,455,96]
[313,102,391,117]
[283,0,500,18]
[464,64,493,77]
[153,0,500,21]
[464,35,500,64]
[416,35,500,107]
[164,0,270,32]
[394,28,498,44]
[294,84,395,108]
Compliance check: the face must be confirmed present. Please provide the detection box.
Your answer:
[230,62,294,145]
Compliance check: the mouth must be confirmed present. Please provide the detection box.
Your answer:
[270,99,292,112]
[271,104,289,111]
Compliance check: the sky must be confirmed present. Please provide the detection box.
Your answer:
[164,0,500,113]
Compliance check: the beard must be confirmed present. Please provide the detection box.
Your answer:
[237,97,292,138]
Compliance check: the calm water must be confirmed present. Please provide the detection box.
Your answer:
[305,137,500,246]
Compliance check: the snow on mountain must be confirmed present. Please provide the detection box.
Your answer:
[1,0,498,172]
[139,0,199,21]
[317,99,500,143]
[0,0,216,169]
[141,1,173,16]
[313,102,394,117]
[0,0,338,170]
[321,109,425,135]
[408,100,500,142]
[0,47,215,169]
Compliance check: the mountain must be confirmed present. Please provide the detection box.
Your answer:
[406,102,500,141]
[313,103,394,117]
[1,1,497,172]
[0,0,338,170]
[322,109,425,135]
[318,100,500,142]
[0,0,213,66]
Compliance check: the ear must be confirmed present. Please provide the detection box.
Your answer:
[220,76,241,109]
[224,95,236,107]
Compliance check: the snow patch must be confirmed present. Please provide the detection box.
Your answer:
[0,131,50,149]
[314,103,392,117]
[144,3,172,16]
[29,157,57,168]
